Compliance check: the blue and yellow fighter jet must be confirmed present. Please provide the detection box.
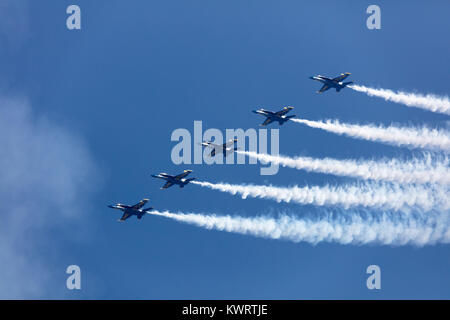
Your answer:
[108,198,153,222]
[309,72,353,93]
[252,106,296,126]
[151,170,196,189]
[201,138,238,157]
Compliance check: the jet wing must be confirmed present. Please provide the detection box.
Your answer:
[174,171,191,179]
[131,199,148,210]
[275,108,292,116]
[210,145,235,157]
[209,148,220,157]
[256,109,275,115]
[332,73,349,82]
[261,118,274,126]
[224,139,237,148]
[119,212,133,221]
[225,148,237,157]
[202,142,220,148]
[203,142,224,157]
[161,181,174,189]
[318,84,331,93]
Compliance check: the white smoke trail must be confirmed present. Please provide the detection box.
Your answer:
[191,180,449,212]
[349,84,450,115]
[148,209,450,246]
[237,150,450,185]
[291,118,450,152]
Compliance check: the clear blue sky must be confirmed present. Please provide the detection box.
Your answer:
[1,0,449,299]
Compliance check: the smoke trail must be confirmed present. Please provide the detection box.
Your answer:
[237,150,450,185]
[191,180,449,212]
[349,84,450,115]
[148,209,450,246]
[291,118,450,152]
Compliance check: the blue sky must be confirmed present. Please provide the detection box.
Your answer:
[1,0,449,299]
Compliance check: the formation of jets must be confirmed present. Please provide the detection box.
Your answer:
[109,170,197,221]
[108,72,354,221]
[309,72,353,93]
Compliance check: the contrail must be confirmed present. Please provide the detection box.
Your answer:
[191,180,449,212]
[237,150,450,185]
[291,118,450,152]
[148,209,450,246]
[349,84,450,115]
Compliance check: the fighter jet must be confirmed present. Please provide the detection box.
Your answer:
[201,138,238,157]
[107,198,153,222]
[252,106,296,126]
[309,72,353,93]
[151,170,196,189]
